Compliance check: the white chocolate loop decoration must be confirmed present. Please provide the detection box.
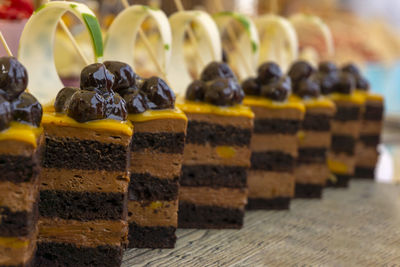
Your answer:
[18,1,103,105]
[213,12,259,80]
[168,10,222,100]
[103,5,171,74]
[256,14,298,72]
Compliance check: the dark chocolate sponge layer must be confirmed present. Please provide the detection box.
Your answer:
[354,167,375,179]
[0,201,38,237]
[253,119,301,134]
[363,104,384,121]
[42,137,129,171]
[186,121,251,146]
[35,242,123,267]
[180,165,247,188]
[359,135,380,147]
[131,132,185,154]
[326,174,351,188]
[302,114,331,131]
[295,183,323,199]
[297,148,327,164]
[246,197,290,210]
[178,202,244,229]
[250,151,295,172]
[331,135,356,155]
[334,106,361,121]
[39,190,127,221]
[128,223,176,249]
[128,173,178,201]
[0,154,40,183]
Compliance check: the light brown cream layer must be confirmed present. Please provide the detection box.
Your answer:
[334,100,362,108]
[127,200,177,227]
[299,131,331,148]
[359,120,383,135]
[183,144,251,167]
[0,234,36,266]
[0,180,38,212]
[0,139,36,156]
[130,152,183,179]
[187,113,253,129]
[132,117,187,133]
[331,120,361,137]
[295,164,329,185]
[39,218,128,247]
[355,142,379,167]
[250,134,298,156]
[44,124,131,146]
[328,152,356,175]
[247,170,294,198]
[250,106,304,120]
[40,168,129,193]
[179,187,247,208]
[306,106,336,116]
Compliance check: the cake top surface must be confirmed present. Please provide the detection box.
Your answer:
[177,101,254,119]
[0,56,43,147]
[184,62,246,107]
[242,62,292,102]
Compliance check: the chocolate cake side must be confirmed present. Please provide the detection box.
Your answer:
[178,107,253,229]
[128,112,187,248]
[244,100,304,210]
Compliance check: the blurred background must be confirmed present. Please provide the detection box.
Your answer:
[1,0,400,181]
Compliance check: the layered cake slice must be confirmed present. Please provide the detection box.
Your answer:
[178,62,253,229]
[242,62,305,210]
[341,64,385,179]
[0,57,43,267]
[315,62,364,187]
[288,61,335,198]
[36,63,132,267]
[104,61,187,248]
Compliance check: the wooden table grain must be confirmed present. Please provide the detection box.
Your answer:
[122,180,400,266]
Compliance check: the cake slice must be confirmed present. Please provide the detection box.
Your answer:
[0,57,43,267]
[288,61,335,198]
[178,62,253,229]
[242,62,305,210]
[36,63,132,267]
[103,61,187,248]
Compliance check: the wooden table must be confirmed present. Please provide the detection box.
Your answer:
[123,180,400,266]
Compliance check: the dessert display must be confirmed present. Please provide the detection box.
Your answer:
[316,62,364,187]
[288,60,335,198]
[178,62,253,228]
[242,62,305,209]
[0,56,43,267]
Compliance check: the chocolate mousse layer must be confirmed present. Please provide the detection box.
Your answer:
[37,120,131,267]
[127,113,187,248]
[178,108,253,228]
[355,97,384,179]
[327,99,362,187]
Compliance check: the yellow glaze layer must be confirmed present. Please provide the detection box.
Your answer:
[0,122,42,148]
[243,96,305,113]
[128,108,187,122]
[0,236,29,249]
[328,159,348,174]
[177,101,254,118]
[354,90,384,102]
[216,146,236,159]
[329,92,365,105]
[42,113,133,136]
[289,95,335,109]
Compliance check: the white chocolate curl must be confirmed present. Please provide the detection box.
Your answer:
[255,14,298,72]
[103,5,171,75]
[18,1,103,105]
[168,10,222,100]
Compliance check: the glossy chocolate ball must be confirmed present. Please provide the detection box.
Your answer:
[186,80,206,101]
[230,79,245,104]
[341,63,360,76]
[356,76,370,91]
[318,61,337,74]
[0,57,28,101]
[295,78,320,98]
[288,60,316,83]
[142,77,175,109]
[257,62,282,84]
[204,78,234,106]
[0,95,12,131]
[200,62,236,82]
[105,93,128,121]
[67,90,105,122]
[80,63,115,94]
[261,76,291,101]
[334,72,355,94]
[242,77,260,96]
[103,61,136,93]
[315,73,338,95]
[11,92,42,127]
[124,91,148,114]
[54,87,79,113]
